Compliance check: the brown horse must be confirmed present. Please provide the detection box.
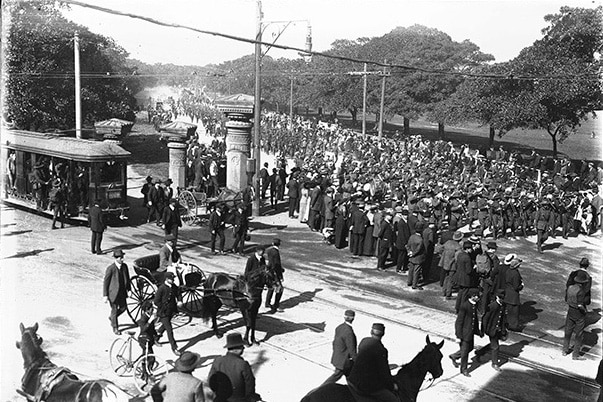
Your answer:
[301,335,445,402]
[200,269,273,346]
[16,323,142,402]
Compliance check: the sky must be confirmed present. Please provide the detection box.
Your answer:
[60,0,602,67]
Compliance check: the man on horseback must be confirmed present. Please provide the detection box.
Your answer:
[347,323,398,402]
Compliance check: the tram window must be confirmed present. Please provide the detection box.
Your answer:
[99,161,123,184]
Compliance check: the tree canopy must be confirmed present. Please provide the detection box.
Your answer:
[5,0,139,131]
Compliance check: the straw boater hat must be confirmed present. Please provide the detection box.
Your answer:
[504,253,517,264]
[174,351,202,372]
[452,231,464,241]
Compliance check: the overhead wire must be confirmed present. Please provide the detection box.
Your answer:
[60,0,601,82]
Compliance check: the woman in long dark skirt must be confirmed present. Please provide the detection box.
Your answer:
[333,203,348,249]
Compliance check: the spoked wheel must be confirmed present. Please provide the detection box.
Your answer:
[109,337,134,376]
[179,263,207,316]
[178,190,197,226]
[126,275,156,324]
[133,353,168,394]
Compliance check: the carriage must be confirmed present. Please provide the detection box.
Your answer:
[177,187,244,226]
[1,129,130,221]
[126,255,208,323]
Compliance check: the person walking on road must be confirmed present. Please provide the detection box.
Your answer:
[151,351,205,402]
[88,198,105,254]
[244,246,267,345]
[566,257,592,302]
[265,238,284,314]
[154,272,183,356]
[209,204,226,255]
[440,230,462,299]
[347,323,398,402]
[449,288,481,377]
[563,270,590,360]
[103,249,131,335]
[323,310,357,385]
[162,198,182,242]
[477,289,508,371]
[455,241,478,312]
[504,258,524,331]
[231,204,249,256]
[286,173,300,218]
[208,332,261,402]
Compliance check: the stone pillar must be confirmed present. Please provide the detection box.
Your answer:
[216,94,254,193]
[167,141,187,190]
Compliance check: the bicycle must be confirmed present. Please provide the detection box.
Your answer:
[109,330,169,393]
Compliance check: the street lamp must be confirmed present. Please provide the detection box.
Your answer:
[252,0,311,217]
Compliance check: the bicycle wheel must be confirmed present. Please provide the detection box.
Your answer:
[109,337,134,376]
[133,353,168,393]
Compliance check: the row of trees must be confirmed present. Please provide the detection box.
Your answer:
[4,2,601,156]
[204,7,602,156]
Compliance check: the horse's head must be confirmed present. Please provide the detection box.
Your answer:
[422,335,445,379]
[16,323,45,368]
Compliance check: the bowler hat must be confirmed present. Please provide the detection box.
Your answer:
[344,310,355,317]
[574,271,590,284]
[113,249,125,258]
[579,258,590,268]
[486,241,498,250]
[372,323,385,333]
[174,351,202,372]
[453,231,464,241]
[145,176,153,182]
[224,332,246,349]
[165,178,173,184]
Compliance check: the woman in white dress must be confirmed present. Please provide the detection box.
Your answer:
[299,182,311,223]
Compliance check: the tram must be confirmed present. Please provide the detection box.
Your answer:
[1,129,130,220]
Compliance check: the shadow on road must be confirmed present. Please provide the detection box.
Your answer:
[3,248,54,259]
[520,300,543,325]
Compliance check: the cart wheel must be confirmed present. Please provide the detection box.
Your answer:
[180,283,205,316]
[133,353,168,394]
[109,337,134,376]
[126,275,156,324]
[178,190,197,226]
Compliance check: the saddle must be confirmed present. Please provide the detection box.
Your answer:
[21,365,77,402]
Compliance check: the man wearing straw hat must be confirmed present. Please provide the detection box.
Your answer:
[150,351,205,401]
[209,332,260,402]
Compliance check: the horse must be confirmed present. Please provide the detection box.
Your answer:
[200,268,274,346]
[301,335,445,402]
[16,323,143,402]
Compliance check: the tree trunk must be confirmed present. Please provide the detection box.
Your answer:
[489,126,495,148]
[403,117,410,136]
[551,134,558,157]
[438,123,445,139]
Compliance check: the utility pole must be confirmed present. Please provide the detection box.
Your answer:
[252,0,262,217]
[378,60,387,143]
[289,76,294,132]
[74,32,82,139]
[362,63,367,138]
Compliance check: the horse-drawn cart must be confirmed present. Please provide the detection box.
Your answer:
[126,255,207,323]
[177,188,244,226]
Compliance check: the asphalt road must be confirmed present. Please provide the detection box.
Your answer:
[1,185,601,401]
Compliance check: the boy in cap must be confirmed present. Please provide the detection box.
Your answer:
[209,332,260,402]
[154,271,183,356]
[323,310,357,385]
[347,323,397,401]
[151,351,205,401]
[103,249,130,335]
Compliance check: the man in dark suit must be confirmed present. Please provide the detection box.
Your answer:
[286,174,300,218]
[349,202,369,256]
[88,198,105,254]
[148,180,165,225]
[208,332,260,402]
[323,310,357,385]
[158,234,181,283]
[407,222,426,290]
[162,198,182,241]
[154,272,182,356]
[244,246,267,345]
[394,208,411,273]
[231,204,249,256]
[347,323,397,402]
[103,249,131,335]
[377,211,393,271]
[265,239,284,314]
[259,162,269,200]
[209,204,226,254]
[449,288,481,376]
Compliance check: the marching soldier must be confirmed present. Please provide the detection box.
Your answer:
[534,199,555,253]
